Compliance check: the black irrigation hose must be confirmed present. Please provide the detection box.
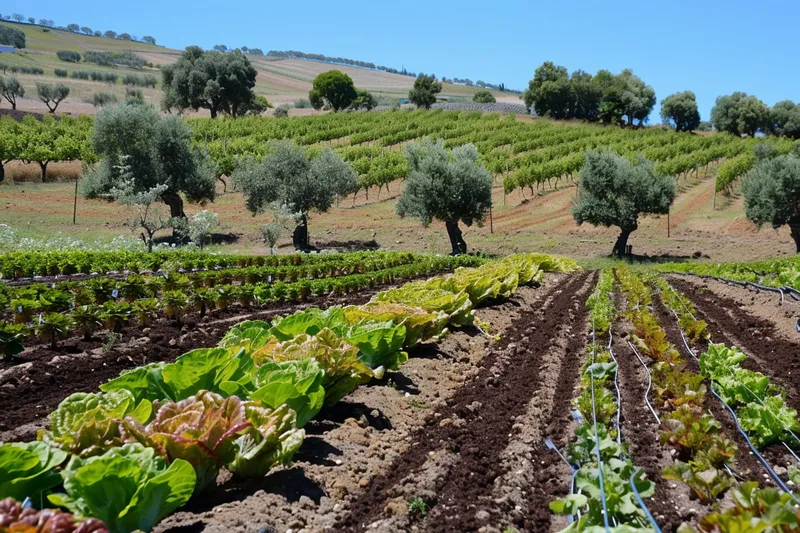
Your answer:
[667,272,800,306]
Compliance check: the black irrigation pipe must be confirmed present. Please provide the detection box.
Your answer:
[666,272,800,305]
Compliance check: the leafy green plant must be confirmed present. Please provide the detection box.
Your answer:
[43,390,152,457]
[660,405,737,466]
[48,443,196,533]
[692,482,800,532]
[71,305,103,341]
[0,323,26,359]
[228,402,304,478]
[132,298,159,327]
[161,291,188,323]
[0,442,68,501]
[249,359,326,428]
[407,496,429,519]
[0,498,108,532]
[36,312,74,349]
[100,301,132,333]
[121,391,250,490]
[662,461,733,503]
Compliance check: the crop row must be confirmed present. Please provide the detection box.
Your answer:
[0,248,414,281]
[0,251,443,316]
[551,269,658,531]
[617,267,740,504]
[659,256,800,293]
[0,253,579,533]
[0,254,485,355]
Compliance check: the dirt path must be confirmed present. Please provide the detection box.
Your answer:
[156,275,569,533]
[335,271,595,533]
[669,277,800,412]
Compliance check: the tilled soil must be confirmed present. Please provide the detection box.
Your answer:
[0,291,378,441]
[336,271,595,533]
[669,277,800,412]
[155,275,570,533]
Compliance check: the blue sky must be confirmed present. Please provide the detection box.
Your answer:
[8,0,798,120]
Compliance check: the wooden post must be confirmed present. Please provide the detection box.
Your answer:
[667,209,670,238]
[489,206,493,234]
[712,187,716,210]
[73,178,78,224]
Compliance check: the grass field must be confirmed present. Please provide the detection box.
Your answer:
[1,20,519,113]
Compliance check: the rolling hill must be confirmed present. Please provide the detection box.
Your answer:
[0,21,521,115]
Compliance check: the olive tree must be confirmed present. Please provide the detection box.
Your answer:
[660,91,701,132]
[573,151,675,257]
[161,46,258,118]
[0,76,24,109]
[473,90,496,104]
[82,103,217,236]
[232,141,354,250]
[768,100,800,139]
[111,169,177,252]
[36,82,70,114]
[408,75,442,109]
[308,70,357,111]
[396,139,492,255]
[741,154,800,252]
[186,210,219,249]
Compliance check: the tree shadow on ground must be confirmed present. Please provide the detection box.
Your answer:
[306,401,392,435]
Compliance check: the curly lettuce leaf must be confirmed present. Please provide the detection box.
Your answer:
[48,443,195,533]
[252,328,375,406]
[121,391,250,490]
[343,303,448,348]
[372,285,474,326]
[0,442,68,501]
[250,359,326,428]
[269,307,346,341]
[218,320,274,355]
[739,396,800,448]
[43,390,151,457]
[228,402,304,478]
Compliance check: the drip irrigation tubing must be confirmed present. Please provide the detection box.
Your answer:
[626,340,660,425]
[629,468,663,533]
[607,330,623,445]
[590,324,612,532]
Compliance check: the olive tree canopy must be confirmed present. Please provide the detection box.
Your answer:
[396,139,492,255]
[741,154,800,252]
[81,103,217,233]
[572,151,675,257]
[232,141,356,250]
[161,46,258,118]
[408,75,442,110]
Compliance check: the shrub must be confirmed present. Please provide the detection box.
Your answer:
[122,74,157,88]
[54,68,68,78]
[0,26,25,49]
[274,104,290,118]
[56,50,81,63]
[90,71,118,84]
[124,87,144,105]
[472,90,496,104]
[294,98,311,109]
[84,50,146,69]
[91,92,117,107]
[9,66,44,75]
[70,71,90,80]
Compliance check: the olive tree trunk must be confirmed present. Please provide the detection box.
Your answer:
[445,220,467,256]
[292,213,309,251]
[789,219,800,253]
[161,191,187,241]
[612,225,637,257]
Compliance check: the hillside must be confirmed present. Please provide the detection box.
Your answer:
[0,21,520,115]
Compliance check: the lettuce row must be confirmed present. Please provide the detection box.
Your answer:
[699,343,800,448]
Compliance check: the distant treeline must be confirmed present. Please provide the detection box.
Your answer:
[266,50,518,92]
